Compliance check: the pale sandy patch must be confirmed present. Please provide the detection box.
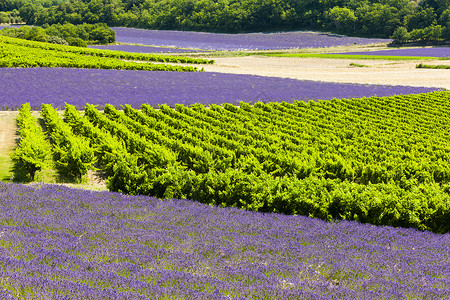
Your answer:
[0,111,18,180]
[0,111,18,153]
[200,56,450,89]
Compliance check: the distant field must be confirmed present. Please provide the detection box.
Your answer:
[201,55,450,89]
[112,27,390,51]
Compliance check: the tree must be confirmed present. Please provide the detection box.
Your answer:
[326,6,357,32]
[19,3,39,25]
[22,26,47,42]
[391,26,410,43]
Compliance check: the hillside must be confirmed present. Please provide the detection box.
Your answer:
[3,0,450,42]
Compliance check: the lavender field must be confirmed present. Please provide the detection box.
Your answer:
[0,68,439,110]
[338,47,450,57]
[0,182,448,299]
[111,27,390,51]
[88,44,204,53]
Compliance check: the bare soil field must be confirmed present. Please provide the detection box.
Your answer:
[201,56,450,89]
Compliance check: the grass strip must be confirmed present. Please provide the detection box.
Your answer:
[416,63,450,69]
[267,53,448,60]
[349,63,370,67]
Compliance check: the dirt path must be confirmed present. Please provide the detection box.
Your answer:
[0,111,18,181]
[201,56,450,89]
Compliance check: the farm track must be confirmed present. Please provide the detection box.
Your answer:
[0,111,17,181]
[199,56,450,89]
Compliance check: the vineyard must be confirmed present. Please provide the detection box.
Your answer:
[14,91,450,233]
[0,36,212,71]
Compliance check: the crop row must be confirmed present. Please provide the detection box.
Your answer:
[0,36,203,72]
[0,35,214,64]
[16,92,450,232]
[0,68,440,111]
[11,103,51,182]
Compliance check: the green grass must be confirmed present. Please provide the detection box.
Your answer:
[0,154,13,181]
[266,53,449,60]
[416,63,450,69]
[349,63,370,67]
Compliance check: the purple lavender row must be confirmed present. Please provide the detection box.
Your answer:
[0,68,439,110]
[112,27,390,51]
[336,47,450,57]
[88,44,204,53]
[0,182,448,298]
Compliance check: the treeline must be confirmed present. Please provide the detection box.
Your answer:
[0,23,115,46]
[2,0,449,41]
[0,10,21,24]
[0,0,60,23]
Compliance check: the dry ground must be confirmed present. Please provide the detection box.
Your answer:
[201,56,450,89]
[0,111,18,181]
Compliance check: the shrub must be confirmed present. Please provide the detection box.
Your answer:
[46,35,69,46]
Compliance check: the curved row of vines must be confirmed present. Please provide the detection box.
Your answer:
[0,36,212,71]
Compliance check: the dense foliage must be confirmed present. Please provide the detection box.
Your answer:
[16,92,450,232]
[0,35,209,71]
[0,23,116,46]
[3,0,450,41]
[11,103,50,181]
[0,10,21,24]
[0,182,448,298]
[41,103,95,181]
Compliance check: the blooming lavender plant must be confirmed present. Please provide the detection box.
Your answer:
[0,182,448,299]
[111,27,390,51]
[336,47,450,57]
[0,68,439,110]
